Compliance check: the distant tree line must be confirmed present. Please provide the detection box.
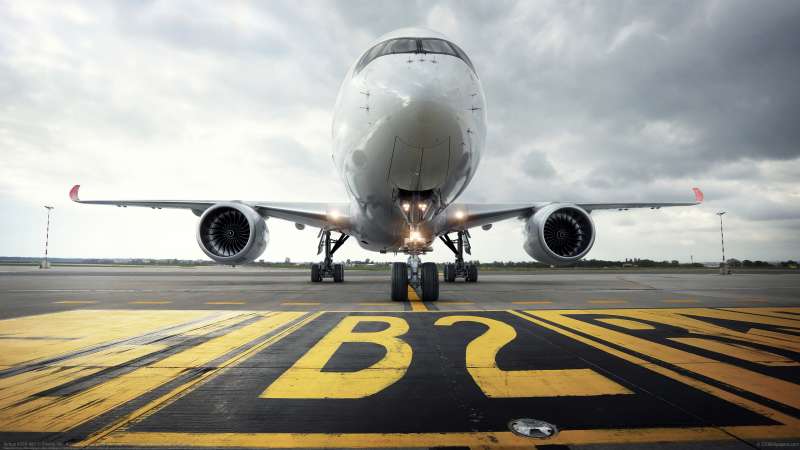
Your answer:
[725,259,797,268]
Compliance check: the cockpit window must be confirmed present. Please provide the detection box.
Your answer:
[355,38,476,74]
[383,38,418,54]
[420,39,453,54]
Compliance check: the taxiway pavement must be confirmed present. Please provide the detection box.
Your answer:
[0,266,798,449]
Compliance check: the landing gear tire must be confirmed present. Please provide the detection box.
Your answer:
[465,264,478,283]
[420,262,439,301]
[391,262,408,302]
[444,263,456,282]
[310,263,322,282]
[333,263,344,283]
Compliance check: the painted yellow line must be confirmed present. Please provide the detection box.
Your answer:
[53,301,97,304]
[512,300,552,305]
[205,301,247,305]
[0,310,233,367]
[596,318,655,330]
[669,337,799,366]
[721,307,800,321]
[588,300,628,304]
[261,316,411,399]
[129,301,172,305]
[0,312,304,432]
[92,426,791,448]
[515,310,800,422]
[0,344,167,410]
[663,299,699,304]
[281,302,320,306]
[78,312,323,447]
[435,315,631,397]
[407,286,428,312]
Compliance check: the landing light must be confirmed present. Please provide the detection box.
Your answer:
[455,210,465,220]
[409,230,422,242]
[402,202,411,212]
[418,203,427,211]
[329,210,340,220]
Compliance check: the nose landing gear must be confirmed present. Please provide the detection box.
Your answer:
[310,230,349,282]
[439,230,478,283]
[391,254,439,302]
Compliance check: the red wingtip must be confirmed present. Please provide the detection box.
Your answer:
[69,184,81,202]
[692,187,704,203]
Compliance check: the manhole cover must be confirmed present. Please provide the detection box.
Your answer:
[508,418,558,438]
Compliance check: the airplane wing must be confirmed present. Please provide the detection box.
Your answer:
[448,187,704,230]
[69,185,348,230]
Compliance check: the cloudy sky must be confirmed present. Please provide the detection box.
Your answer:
[1,0,798,263]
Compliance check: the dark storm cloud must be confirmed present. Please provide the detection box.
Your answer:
[326,0,800,190]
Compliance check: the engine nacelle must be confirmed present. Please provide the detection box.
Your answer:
[196,202,269,265]
[524,203,595,266]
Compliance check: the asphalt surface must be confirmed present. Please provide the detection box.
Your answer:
[0,265,798,449]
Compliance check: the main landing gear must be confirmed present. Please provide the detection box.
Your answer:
[391,255,439,302]
[439,231,478,283]
[310,230,349,283]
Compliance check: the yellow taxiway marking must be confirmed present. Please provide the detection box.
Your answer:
[436,315,632,397]
[205,301,247,305]
[521,309,800,414]
[0,309,221,367]
[722,307,800,321]
[129,300,172,305]
[663,299,699,304]
[91,426,800,448]
[53,300,97,304]
[669,337,799,366]
[261,316,411,399]
[588,299,628,304]
[512,310,800,433]
[408,286,428,312]
[512,300,552,305]
[79,312,322,447]
[0,344,167,411]
[281,302,321,306]
[0,311,305,432]
[596,318,656,330]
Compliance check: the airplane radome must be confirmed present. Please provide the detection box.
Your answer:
[70,27,703,302]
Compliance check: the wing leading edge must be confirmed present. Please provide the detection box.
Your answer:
[447,187,704,230]
[69,185,348,230]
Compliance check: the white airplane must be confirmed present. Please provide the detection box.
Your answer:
[70,27,703,302]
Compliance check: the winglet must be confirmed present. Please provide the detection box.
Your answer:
[69,184,81,202]
[692,187,704,203]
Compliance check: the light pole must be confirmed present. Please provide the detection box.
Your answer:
[41,206,54,269]
[717,211,727,274]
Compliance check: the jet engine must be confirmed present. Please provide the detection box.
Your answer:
[523,204,595,266]
[196,202,269,265]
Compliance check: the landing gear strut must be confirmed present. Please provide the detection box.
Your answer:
[310,230,348,283]
[391,255,439,302]
[439,231,478,283]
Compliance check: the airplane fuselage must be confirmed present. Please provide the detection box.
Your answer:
[331,28,487,253]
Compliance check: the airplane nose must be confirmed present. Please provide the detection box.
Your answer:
[355,54,481,194]
[360,55,478,191]
[383,84,462,193]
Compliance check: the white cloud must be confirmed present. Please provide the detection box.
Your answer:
[1,0,798,264]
